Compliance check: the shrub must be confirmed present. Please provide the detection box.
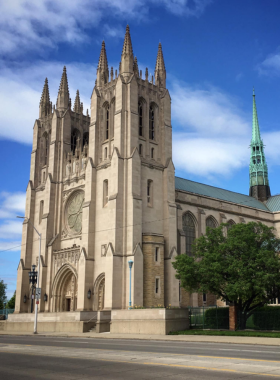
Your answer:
[204,307,229,329]
[252,306,280,331]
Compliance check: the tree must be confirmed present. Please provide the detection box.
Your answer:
[6,291,16,309]
[172,222,280,329]
[0,279,7,309]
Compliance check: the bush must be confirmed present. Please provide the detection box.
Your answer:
[252,306,280,331]
[204,307,229,329]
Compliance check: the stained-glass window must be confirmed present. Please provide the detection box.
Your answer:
[227,219,235,232]
[66,191,84,235]
[183,212,196,256]
[149,106,155,140]
[139,102,143,136]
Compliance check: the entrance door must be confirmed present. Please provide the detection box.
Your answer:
[66,298,71,311]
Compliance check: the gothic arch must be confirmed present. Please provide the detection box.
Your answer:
[102,101,109,109]
[51,263,78,312]
[93,273,105,311]
[206,215,218,230]
[182,211,197,256]
[227,219,236,232]
[138,96,147,105]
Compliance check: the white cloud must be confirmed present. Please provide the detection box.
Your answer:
[0,0,211,57]
[0,221,23,240]
[257,49,280,76]
[170,82,280,178]
[0,192,26,219]
[0,241,22,253]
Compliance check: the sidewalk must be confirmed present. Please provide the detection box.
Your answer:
[1,330,280,346]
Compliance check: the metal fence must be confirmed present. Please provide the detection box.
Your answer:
[0,309,14,320]
[189,306,229,330]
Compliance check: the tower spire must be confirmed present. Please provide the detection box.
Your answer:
[56,66,70,111]
[39,78,51,118]
[96,41,109,87]
[74,90,81,113]
[120,25,134,76]
[249,89,271,202]
[154,42,166,88]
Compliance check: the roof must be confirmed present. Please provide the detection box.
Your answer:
[175,176,269,211]
[266,195,280,212]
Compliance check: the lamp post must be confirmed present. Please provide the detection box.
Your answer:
[128,260,133,310]
[29,265,37,313]
[17,216,41,334]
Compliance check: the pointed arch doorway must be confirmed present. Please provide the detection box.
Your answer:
[94,273,105,311]
[52,264,78,312]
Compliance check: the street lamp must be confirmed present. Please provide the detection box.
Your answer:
[128,260,133,310]
[29,264,37,313]
[17,216,41,334]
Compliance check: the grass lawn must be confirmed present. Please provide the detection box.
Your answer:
[169,330,280,338]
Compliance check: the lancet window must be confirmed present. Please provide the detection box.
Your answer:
[183,212,196,256]
[139,102,143,136]
[103,180,109,207]
[105,107,109,140]
[206,216,217,230]
[71,130,80,154]
[147,180,153,206]
[149,106,155,140]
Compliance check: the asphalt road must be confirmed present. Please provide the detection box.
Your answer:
[1,335,280,379]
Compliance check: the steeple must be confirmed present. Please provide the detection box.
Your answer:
[56,66,70,111]
[39,78,51,118]
[96,41,109,87]
[74,90,81,113]
[120,25,134,76]
[154,43,166,88]
[249,89,271,202]
[133,56,139,77]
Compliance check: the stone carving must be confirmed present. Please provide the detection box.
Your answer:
[66,191,84,235]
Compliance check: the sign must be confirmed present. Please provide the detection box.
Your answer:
[36,300,39,304]
[35,288,41,299]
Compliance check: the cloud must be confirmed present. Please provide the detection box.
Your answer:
[257,49,280,76]
[170,81,280,178]
[0,192,26,219]
[0,0,212,57]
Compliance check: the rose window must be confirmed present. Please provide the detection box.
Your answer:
[66,191,84,235]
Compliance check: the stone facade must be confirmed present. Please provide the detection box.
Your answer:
[14,25,280,317]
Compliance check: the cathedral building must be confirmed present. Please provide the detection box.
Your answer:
[15,26,280,318]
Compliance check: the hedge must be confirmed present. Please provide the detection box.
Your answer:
[204,307,229,329]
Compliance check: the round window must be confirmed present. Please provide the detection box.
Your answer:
[65,191,84,235]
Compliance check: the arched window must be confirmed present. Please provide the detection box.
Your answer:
[151,148,154,159]
[41,133,49,166]
[105,107,109,140]
[83,132,89,147]
[147,180,153,206]
[149,106,155,140]
[206,216,217,230]
[227,219,235,232]
[183,212,196,256]
[139,144,142,156]
[103,180,108,207]
[71,130,79,154]
[138,102,143,136]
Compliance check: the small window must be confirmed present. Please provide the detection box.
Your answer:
[256,146,259,151]
[138,102,143,136]
[147,180,153,206]
[103,180,108,207]
[39,201,44,224]
[203,293,207,303]
[139,144,142,156]
[43,172,46,183]
[71,130,79,154]
[257,159,261,164]
[155,278,159,294]
[253,160,256,164]
[149,106,155,140]
[253,147,255,152]
[155,247,159,262]
[104,147,108,159]
[151,148,154,159]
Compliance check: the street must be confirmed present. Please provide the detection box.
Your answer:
[1,335,280,379]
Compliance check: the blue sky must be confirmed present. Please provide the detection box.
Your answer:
[1,0,280,299]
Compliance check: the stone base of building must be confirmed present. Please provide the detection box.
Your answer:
[5,311,99,333]
[110,308,189,335]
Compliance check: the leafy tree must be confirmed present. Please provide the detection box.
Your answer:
[0,279,7,309]
[6,291,16,309]
[173,222,280,329]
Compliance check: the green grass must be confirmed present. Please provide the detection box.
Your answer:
[169,330,280,338]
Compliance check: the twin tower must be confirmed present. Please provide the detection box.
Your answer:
[15,25,179,314]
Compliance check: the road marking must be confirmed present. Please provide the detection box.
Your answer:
[198,355,280,363]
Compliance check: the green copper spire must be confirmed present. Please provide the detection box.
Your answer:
[249,89,271,201]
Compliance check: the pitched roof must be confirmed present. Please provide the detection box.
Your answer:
[175,177,269,211]
[266,195,280,212]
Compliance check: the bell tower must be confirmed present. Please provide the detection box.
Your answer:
[249,89,271,202]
